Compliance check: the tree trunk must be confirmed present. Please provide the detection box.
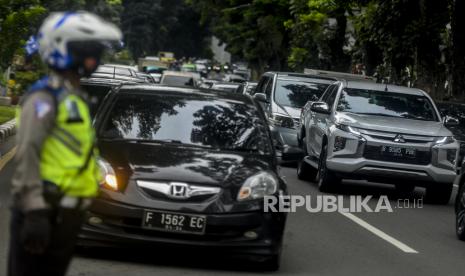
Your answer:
[451,0,465,98]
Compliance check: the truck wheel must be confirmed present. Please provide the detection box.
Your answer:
[424,182,452,204]
[456,184,465,241]
[297,140,317,181]
[297,159,317,181]
[317,144,340,192]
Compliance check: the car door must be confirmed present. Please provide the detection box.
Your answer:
[308,84,337,158]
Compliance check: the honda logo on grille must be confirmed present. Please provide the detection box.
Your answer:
[394,134,406,143]
[170,183,188,198]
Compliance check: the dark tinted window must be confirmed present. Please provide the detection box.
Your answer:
[337,88,438,121]
[274,79,330,108]
[100,93,272,154]
[162,76,194,87]
[81,84,113,117]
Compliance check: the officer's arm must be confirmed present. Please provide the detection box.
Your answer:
[12,91,56,212]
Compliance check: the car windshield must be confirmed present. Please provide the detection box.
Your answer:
[274,79,330,108]
[100,93,272,154]
[337,88,438,121]
[162,75,194,87]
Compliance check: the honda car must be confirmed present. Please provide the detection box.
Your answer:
[78,85,288,270]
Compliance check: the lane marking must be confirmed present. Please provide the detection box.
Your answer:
[0,147,16,171]
[339,211,418,254]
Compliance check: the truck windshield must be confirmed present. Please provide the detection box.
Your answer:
[337,88,438,121]
[274,79,329,108]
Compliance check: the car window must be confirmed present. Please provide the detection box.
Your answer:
[265,77,274,98]
[337,88,438,121]
[162,75,194,87]
[95,66,114,74]
[274,79,330,109]
[256,76,269,94]
[115,68,132,76]
[320,85,335,102]
[100,93,273,154]
[81,84,113,117]
[325,85,339,108]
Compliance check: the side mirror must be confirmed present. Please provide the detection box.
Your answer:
[444,115,460,126]
[254,93,268,103]
[311,102,331,114]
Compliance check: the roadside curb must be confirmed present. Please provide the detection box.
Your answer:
[0,119,16,144]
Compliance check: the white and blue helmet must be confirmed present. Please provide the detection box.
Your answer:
[37,11,122,70]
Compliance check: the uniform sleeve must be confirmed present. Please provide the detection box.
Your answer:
[11,91,56,212]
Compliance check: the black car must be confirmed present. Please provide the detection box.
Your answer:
[78,85,288,270]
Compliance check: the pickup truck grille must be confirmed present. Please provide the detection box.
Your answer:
[363,145,431,165]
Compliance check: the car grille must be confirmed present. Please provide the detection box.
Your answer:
[363,145,431,165]
[359,129,435,144]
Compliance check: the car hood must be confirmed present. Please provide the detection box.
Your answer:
[335,112,452,136]
[97,141,277,212]
[99,141,274,188]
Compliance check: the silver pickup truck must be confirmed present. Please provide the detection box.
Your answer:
[298,80,459,204]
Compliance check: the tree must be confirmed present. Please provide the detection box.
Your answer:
[188,0,292,77]
[0,0,46,69]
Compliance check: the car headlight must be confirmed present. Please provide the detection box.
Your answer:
[435,136,455,145]
[269,113,294,129]
[335,124,361,136]
[237,172,278,201]
[97,158,118,191]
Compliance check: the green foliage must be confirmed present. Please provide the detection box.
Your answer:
[121,0,210,61]
[0,106,15,124]
[0,2,47,69]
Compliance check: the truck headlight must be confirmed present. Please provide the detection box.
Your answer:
[334,136,347,152]
[97,158,118,191]
[447,149,457,164]
[237,172,278,201]
[435,136,455,145]
[269,113,294,129]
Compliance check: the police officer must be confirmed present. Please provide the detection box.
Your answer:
[8,12,121,276]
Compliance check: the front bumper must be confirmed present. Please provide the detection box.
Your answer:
[78,198,286,256]
[326,157,457,184]
[326,126,458,184]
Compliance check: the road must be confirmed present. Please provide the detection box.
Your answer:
[1,139,465,275]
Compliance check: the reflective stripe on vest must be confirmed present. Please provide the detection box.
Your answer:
[18,93,100,198]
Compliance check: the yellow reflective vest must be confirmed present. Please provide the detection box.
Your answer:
[17,87,100,198]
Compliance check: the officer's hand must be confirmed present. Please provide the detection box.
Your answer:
[20,210,51,254]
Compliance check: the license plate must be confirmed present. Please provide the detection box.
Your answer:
[380,146,416,158]
[142,210,206,235]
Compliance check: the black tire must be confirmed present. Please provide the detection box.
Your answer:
[297,139,317,181]
[258,254,281,271]
[456,184,465,241]
[317,144,340,193]
[297,159,317,181]
[424,182,453,204]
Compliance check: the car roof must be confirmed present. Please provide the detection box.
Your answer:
[162,71,196,77]
[265,71,337,84]
[343,81,426,96]
[270,72,336,84]
[212,82,241,87]
[117,84,254,103]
